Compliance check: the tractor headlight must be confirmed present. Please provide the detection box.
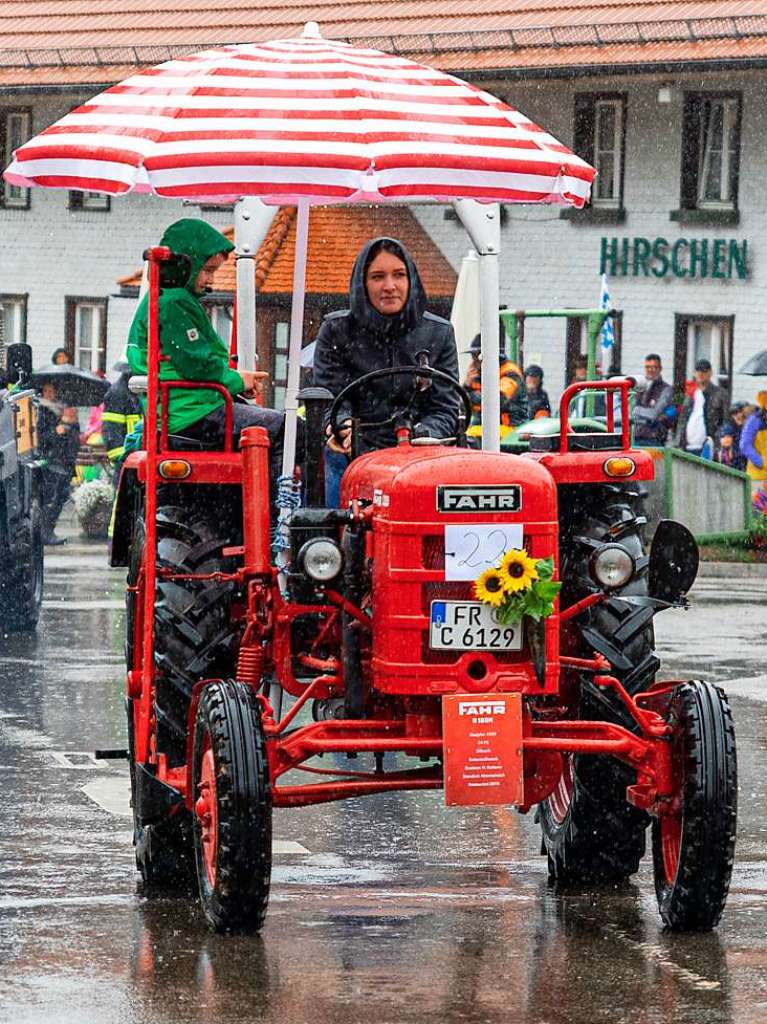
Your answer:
[298,538,343,583]
[590,544,635,590]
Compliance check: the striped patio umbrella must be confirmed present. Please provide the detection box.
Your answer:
[4,25,594,207]
[3,23,596,470]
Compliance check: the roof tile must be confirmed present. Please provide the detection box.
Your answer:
[118,205,457,300]
[0,3,765,86]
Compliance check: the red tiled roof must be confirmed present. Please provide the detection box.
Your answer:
[1,3,766,86]
[118,205,457,298]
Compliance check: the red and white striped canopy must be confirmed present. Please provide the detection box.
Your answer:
[4,27,595,207]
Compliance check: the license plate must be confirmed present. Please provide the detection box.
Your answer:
[429,601,523,651]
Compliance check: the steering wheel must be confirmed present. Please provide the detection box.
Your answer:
[328,366,472,451]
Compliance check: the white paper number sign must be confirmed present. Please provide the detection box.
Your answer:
[444,524,524,581]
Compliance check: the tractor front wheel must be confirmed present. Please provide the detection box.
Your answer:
[192,680,272,933]
[652,680,737,931]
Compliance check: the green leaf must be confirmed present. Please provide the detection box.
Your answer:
[532,580,562,602]
[536,557,555,580]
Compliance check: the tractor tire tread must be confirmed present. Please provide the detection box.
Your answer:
[652,681,737,931]
[193,680,272,933]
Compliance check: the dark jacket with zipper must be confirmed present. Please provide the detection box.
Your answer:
[312,237,459,453]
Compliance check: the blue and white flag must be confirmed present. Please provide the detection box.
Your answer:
[599,272,615,372]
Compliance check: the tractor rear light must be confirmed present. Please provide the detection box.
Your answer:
[299,538,343,583]
[590,544,635,590]
[603,456,636,477]
[158,459,192,479]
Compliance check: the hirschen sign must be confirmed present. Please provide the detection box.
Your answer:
[600,236,748,280]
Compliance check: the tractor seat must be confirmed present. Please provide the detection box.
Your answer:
[165,433,221,452]
[529,432,624,453]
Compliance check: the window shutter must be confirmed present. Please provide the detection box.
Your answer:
[680,95,701,210]
[573,94,595,168]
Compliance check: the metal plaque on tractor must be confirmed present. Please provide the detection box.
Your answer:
[437,485,522,513]
[442,693,524,806]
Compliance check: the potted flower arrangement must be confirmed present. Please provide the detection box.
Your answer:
[73,478,114,539]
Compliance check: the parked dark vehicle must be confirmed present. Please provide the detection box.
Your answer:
[0,343,44,632]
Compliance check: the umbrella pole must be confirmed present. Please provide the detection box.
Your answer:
[281,199,310,480]
[454,200,502,452]
[234,197,278,371]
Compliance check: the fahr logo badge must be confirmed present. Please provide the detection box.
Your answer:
[437,485,521,513]
[458,700,507,717]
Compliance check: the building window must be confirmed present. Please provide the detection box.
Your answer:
[573,93,627,211]
[680,94,741,212]
[272,321,289,410]
[0,294,27,345]
[65,297,108,374]
[673,314,734,401]
[203,303,233,347]
[565,312,623,385]
[1,109,32,209]
[69,191,111,212]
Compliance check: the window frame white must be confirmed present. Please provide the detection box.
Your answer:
[593,98,623,209]
[65,296,108,374]
[0,293,27,345]
[1,108,32,210]
[697,96,740,210]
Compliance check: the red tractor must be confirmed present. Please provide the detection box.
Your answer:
[110,248,736,934]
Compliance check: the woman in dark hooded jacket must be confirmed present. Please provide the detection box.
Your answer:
[313,237,460,505]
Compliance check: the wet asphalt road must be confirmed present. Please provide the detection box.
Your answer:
[1,543,767,1023]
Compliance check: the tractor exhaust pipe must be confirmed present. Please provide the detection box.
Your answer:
[299,386,333,507]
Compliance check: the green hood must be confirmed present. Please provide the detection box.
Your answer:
[159,218,234,294]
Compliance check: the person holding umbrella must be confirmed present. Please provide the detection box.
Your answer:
[126,218,287,502]
[313,237,459,506]
[37,383,80,545]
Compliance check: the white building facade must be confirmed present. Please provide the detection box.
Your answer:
[2,40,766,409]
[416,63,766,406]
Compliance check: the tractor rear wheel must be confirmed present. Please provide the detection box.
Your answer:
[192,680,272,933]
[152,503,240,766]
[126,696,194,891]
[1,501,44,633]
[540,485,653,882]
[652,681,737,931]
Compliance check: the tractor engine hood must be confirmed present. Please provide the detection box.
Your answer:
[341,445,557,521]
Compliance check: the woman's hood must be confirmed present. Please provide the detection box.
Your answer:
[159,218,234,294]
[348,237,427,338]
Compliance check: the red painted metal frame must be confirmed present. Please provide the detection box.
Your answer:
[240,667,678,811]
[135,247,249,766]
[159,380,233,451]
[558,378,632,452]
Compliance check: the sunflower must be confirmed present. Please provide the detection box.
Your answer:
[499,549,539,593]
[474,567,507,607]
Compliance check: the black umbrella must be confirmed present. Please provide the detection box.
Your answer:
[739,350,767,375]
[29,363,110,405]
